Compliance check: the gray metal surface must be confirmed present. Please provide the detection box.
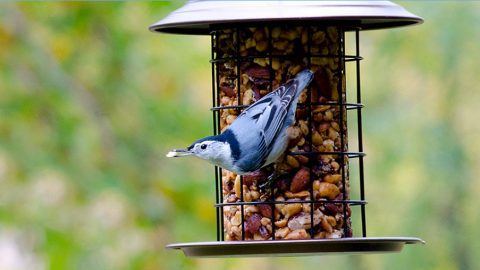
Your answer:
[166,237,425,257]
[150,1,423,35]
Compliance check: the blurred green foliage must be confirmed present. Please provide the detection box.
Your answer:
[0,1,479,270]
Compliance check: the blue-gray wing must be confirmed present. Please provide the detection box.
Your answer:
[230,80,298,170]
[245,84,293,148]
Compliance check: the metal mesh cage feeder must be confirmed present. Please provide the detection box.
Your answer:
[151,0,425,257]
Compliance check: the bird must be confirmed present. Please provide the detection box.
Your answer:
[166,69,314,176]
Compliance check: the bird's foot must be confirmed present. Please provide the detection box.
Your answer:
[259,171,280,193]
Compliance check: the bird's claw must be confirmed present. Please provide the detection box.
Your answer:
[259,172,279,192]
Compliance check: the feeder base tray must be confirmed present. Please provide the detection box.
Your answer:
[166,237,424,257]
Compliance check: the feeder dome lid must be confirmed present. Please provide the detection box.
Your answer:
[150,0,423,35]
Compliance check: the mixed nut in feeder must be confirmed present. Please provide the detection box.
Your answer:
[153,0,425,257]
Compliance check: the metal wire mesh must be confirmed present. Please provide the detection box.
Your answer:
[211,23,366,241]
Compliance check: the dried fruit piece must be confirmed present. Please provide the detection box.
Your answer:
[259,226,270,238]
[243,170,267,186]
[220,85,235,97]
[257,204,272,218]
[290,167,310,193]
[324,203,341,215]
[295,155,309,164]
[245,213,262,235]
[244,65,270,79]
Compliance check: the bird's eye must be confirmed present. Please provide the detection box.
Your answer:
[200,144,207,150]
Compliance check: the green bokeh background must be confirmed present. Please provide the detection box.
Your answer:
[0,1,479,269]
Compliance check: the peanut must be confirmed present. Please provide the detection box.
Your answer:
[234,175,241,198]
[274,218,288,228]
[231,211,241,226]
[285,190,310,199]
[245,38,256,49]
[273,40,288,50]
[242,89,256,105]
[284,154,298,168]
[318,182,340,200]
[271,27,281,38]
[272,58,281,70]
[253,28,265,41]
[275,227,290,239]
[312,31,325,44]
[312,130,323,146]
[280,29,298,40]
[299,120,309,136]
[255,40,268,52]
[320,216,333,233]
[324,174,342,184]
[285,229,309,240]
[281,202,302,219]
[253,58,268,67]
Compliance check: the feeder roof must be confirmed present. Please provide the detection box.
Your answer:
[150,0,423,35]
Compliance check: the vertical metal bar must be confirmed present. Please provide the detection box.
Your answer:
[214,30,226,241]
[306,24,315,239]
[235,27,246,240]
[267,24,276,240]
[355,28,367,238]
[211,31,221,242]
[337,26,348,238]
[211,33,217,134]
[218,31,226,241]
[267,25,273,93]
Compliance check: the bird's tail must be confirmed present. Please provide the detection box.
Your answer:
[292,69,314,99]
[276,69,314,102]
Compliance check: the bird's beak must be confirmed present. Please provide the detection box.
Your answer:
[166,148,193,158]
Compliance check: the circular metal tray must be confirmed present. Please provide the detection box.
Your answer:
[166,237,425,257]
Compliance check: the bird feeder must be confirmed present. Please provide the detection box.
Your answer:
[151,0,424,257]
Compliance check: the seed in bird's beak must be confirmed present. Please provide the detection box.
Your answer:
[166,148,191,157]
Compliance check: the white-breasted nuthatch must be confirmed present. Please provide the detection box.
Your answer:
[166,69,314,175]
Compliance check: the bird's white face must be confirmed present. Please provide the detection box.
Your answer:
[190,140,217,159]
[190,140,232,163]
[167,140,234,169]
